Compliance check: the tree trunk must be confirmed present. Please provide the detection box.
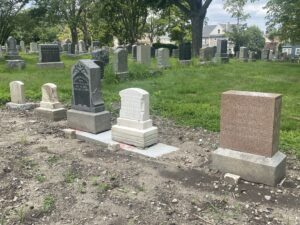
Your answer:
[191,14,204,57]
[70,26,78,44]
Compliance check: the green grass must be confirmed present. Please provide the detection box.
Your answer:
[0,53,299,156]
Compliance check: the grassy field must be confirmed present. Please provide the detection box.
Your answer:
[0,53,299,156]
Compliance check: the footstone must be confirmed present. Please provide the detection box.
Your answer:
[67,59,111,133]
[35,83,66,121]
[112,88,158,148]
[6,60,25,69]
[211,90,286,186]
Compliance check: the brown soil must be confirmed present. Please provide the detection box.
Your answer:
[0,108,299,225]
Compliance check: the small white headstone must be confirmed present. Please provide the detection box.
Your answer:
[9,81,25,104]
[40,83,63,109]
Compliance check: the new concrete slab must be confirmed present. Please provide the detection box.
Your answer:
[75,130,178,158]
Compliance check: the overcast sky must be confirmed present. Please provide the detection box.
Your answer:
[206,0,268,31]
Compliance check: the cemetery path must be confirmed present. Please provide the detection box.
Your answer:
[0,109,299,225]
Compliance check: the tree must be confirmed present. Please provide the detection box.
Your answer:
[265,0,300,43]
[244,26,265,52]
[98,0,149,44]
[145,10,168,43]
[149,0,213,56]
[0,0,29,44]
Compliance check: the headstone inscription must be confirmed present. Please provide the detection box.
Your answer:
[211,90,286,186]
[112,88,158,148]
[37,44,64,68]
[67,60,111,134]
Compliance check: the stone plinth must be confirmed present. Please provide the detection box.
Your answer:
[112,88,158,148]
[6,60,25,70]
[37,62,64,68]
[212,90,286,186]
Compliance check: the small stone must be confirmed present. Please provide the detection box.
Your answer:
[264,195,271,201]
[171,199,178,204]
[224,173,240,184]
[63,129,76,139]
[3,167,12,173]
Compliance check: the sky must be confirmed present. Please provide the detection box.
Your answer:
[206,0,268,32]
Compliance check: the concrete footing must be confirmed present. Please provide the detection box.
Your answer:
[211,148,286,186]
[35,107,67,121]
[37,62,65,69]
[6,102,38,110]
[67,109,111,134]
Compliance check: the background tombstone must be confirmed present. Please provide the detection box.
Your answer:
[213,39,229,63]
[249,51,256,62]
[92,40,100,50]
[30,42,39,53]
[20,40,25,52]
[126,44,132,54]
[212,90,286,186]
[91,49,110,79]
[151,46,156,58]
[6,81,36,110]
[132,45,137,60]
[157,48,170,69]
[172,49,179,58]
[112,88,158,148]
[137,45,151,66]
[199,47,216,62]
[239,47,249,62]
[67,60,111,133]
[67,42,76,55]
[179,42,192,64]
[261,49,270,60]
[6,36,21,60]
[37,44,64,68]
[78,40,86,53]
[35,83,67,121]
[113,48,128,80]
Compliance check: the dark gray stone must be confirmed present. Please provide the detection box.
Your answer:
[38,44,61,63]
[132,45,137,60]
[179,43,192,61]
[6,36,21,60]
[214,40,229,63]
[114,48,128,80]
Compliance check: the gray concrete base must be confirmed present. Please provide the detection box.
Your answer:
[179,60,191,65]
[67,109,111,134]
[6,102,38,110]
[6,60,26,70]
[35,107,67,121]
[211,148,286,186]
[75,130,178,158]
[37,62,65,69]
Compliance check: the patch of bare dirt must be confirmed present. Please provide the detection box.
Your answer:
[0,109,299,225]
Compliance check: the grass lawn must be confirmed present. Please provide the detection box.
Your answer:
[0,53,299,156]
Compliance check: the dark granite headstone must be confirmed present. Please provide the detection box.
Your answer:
[126,44,132,54]
[39,44,60,62]
[68,43,76,54]
[179,43,192,61]
[91,49,109,79]
[151,46,156,58]
[71,60,105,113]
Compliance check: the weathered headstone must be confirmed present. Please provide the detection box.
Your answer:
[126,44,132,54]
[113,48,128,80]
[151,46,156,58]
[157,48,170,69]
[137,45,151,65]
[91,49,110,79]
[20,40,25,52]
[30,42,39,53]
[211,90,286,186]
[261,49,270,60]
[199,47,216,62]
[67,43,75,55]
[112,88,158,148]
[35,83,67,121]
[6,36,21,60]
[67,60,111,133]
[213,40,229,63]
[239,47,248,62]
[179,42,192,64]
[37,44,64,68]
[132,45,137,60]
[249,51,256,62]
[6,81,37,110]
[78,40,86,53]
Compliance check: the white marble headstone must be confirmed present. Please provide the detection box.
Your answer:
[119,88,150,122]
[40,83,63,109]
[9,81,25,104]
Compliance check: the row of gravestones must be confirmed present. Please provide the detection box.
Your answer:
[6,58,287,187]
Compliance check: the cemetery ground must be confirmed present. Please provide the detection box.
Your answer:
[0,54,300,224]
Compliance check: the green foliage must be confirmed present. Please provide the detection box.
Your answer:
[43,195,55,212]
[145,10,168,43]
[223,0,250,25]
[265,0,300,43]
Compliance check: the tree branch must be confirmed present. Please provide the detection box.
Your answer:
[171,0,190,15]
